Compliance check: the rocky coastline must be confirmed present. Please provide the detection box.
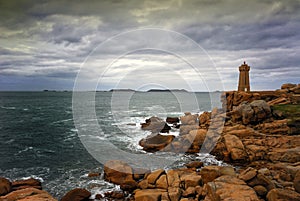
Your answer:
[1,83,300,201]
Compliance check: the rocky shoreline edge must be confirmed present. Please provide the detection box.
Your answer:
[1,83,300,201]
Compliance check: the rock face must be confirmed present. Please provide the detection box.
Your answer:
[0,187,57,201]
[224,134,248,161]
[230,100,272,125]
[61,188,91,201]
[139,134,175,152]
[221,91,290,112]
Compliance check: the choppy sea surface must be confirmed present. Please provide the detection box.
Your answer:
[0,91,224,199]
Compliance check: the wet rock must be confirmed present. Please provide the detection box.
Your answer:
[267,188,300,201]
[12,178,42,191]
[166,117,179,124]
[185,161,203,169]
[0,177,11,196]
[139,134,175,152]
[87,172,100,178]
[61,188,91,201]
[141,116,171,133]
[104,191,125,200]
[1,187,57,201]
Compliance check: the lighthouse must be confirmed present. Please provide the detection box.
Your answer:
[238,61,250,92]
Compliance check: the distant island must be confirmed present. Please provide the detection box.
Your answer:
[109,89,135,92]
[146,89,188,92]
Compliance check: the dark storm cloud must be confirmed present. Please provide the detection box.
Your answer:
[0,0,299,90]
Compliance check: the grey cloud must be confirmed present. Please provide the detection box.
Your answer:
[0,0,299,90]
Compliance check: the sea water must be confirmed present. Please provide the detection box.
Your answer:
[0,91,224,198]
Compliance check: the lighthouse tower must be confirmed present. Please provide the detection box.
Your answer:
[238,61,250,92]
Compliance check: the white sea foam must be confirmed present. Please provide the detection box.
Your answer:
[1,106,16,110]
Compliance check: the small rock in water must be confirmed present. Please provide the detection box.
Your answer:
[166,117,179,124]
[185,161,203,169]
[61,188,91,201]
[87,172,101,178]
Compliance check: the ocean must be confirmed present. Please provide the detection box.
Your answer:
[0,91,224,199]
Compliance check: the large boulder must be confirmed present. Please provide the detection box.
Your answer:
[224,134,248,161]
[180,113,198,125]
[205,175,259,201]
[230,100,271,125]
[166,117,179,124]
[61,188,91,201]
[104,160,137,191]
[0,177,11,196]
[12,178,42,191]
[0,187,57,201]
[139,134,175,152]
[141,116,171,133]
[134,189,166,201]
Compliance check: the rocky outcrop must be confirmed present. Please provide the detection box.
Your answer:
[11,178,42,191]
[0,187,57,201]
[229,100,272,125]
[104,160,138,192]
[204,175,259,201]
[61,188,91,201]
[139,134,175,152]
[141,116,171,133]
[224,134,248,161]
[166,117,179,124]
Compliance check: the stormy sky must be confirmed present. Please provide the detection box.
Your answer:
[0,0,299,91]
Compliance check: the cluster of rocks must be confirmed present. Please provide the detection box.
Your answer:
[2,83,300,201]
[102,159,300,201]
[278,83,300,94]
[0,177,57,201]
[223,83,300,112]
